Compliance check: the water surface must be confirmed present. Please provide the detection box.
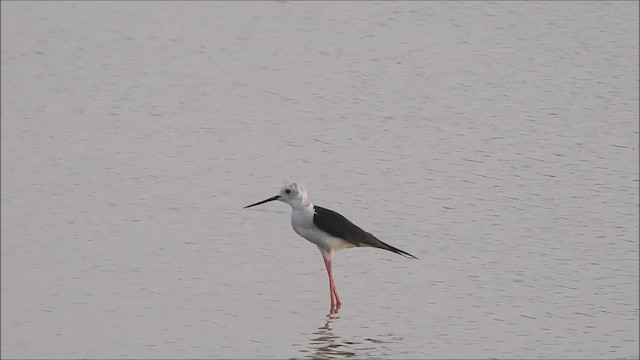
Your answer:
[1,1,638,359]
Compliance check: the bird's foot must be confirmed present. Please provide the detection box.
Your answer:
[329,303,341,315]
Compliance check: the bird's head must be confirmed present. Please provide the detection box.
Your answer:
[244,182,311,209]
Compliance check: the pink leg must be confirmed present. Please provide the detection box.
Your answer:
[331,274,341,306]
[323,256,341,309]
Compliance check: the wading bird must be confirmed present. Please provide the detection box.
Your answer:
[244,183,417,310]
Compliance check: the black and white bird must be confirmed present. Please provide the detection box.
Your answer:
[244,183,417,309]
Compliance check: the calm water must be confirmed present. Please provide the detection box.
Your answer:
[1,2,638,359]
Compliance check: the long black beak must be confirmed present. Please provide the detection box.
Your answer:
[244,195,280,208]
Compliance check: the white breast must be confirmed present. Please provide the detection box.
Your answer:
[290,205,355,251]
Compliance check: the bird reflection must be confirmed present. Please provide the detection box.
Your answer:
[296,308,399,359]
[304,309,356,359]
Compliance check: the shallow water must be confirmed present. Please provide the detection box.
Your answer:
[1,1,638,359]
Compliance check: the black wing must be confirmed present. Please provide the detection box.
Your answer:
[313,206,417,259]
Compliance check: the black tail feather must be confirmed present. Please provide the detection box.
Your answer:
[378,240,418,260]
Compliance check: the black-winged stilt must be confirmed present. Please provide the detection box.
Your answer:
[244,183,417,310]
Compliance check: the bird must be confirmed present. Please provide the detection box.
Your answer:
[244,182,417,310]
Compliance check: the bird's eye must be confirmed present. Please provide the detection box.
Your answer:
[285,189,291,194]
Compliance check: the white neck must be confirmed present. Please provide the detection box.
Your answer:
[290,199,312,210]
[295,190,312,209]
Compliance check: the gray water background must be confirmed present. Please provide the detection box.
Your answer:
[1,1,638,359]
